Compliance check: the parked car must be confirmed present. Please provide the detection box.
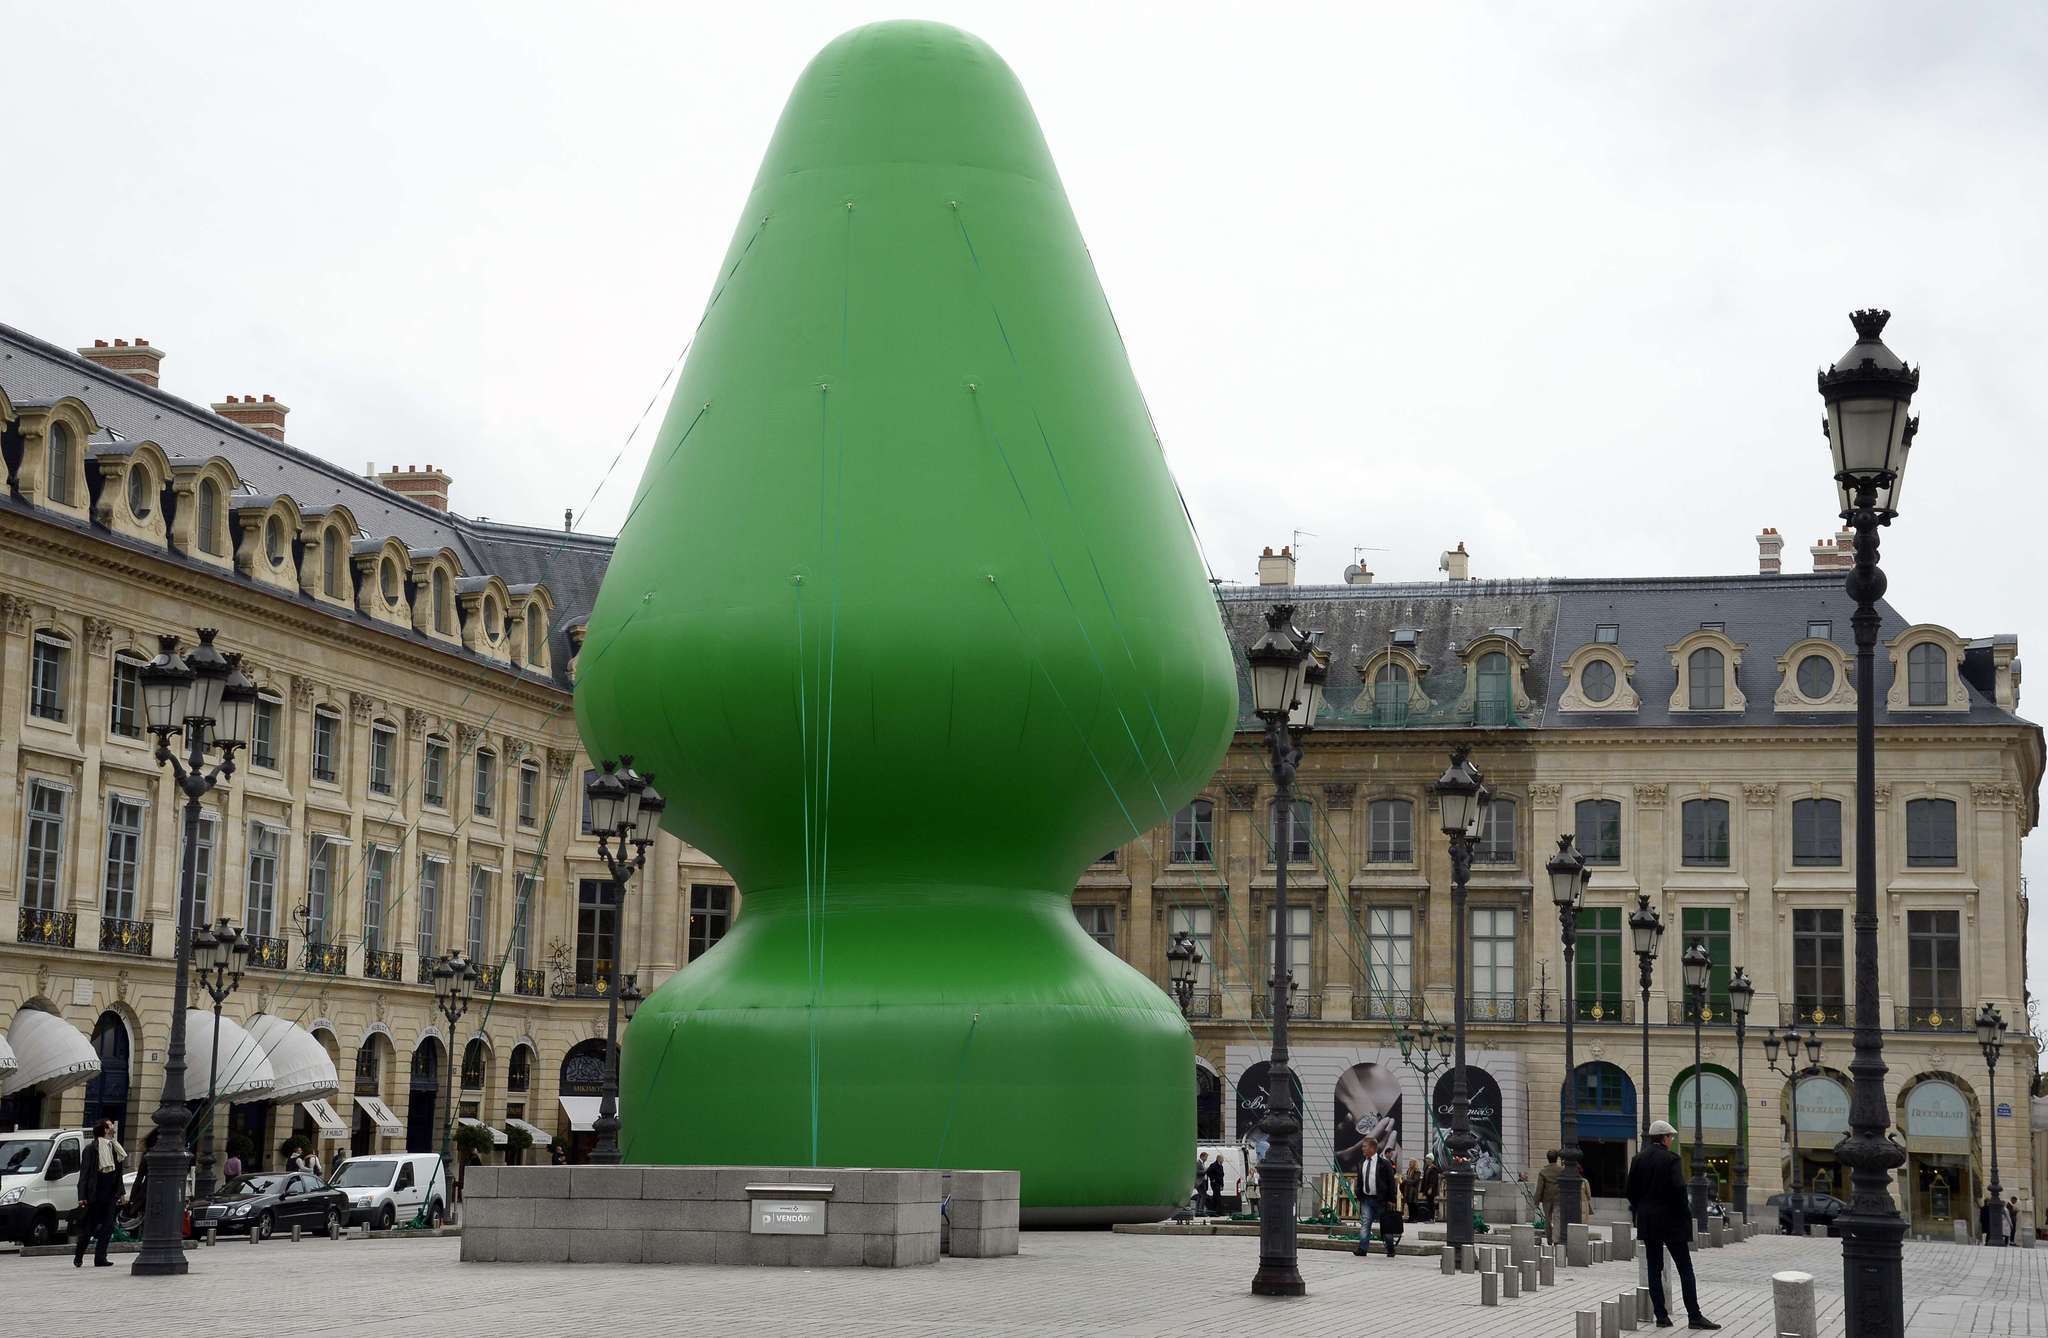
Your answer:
[1766,1191,1846,1235]
[0,1128,86,1246]
[191,1171,349,1241]
[327,1152,448,1229]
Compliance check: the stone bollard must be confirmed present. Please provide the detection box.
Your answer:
[1539,1252,1557,1287]
[1635,1286,1653,1324]
[1617,1288,1638,1331]
[290,1226,302,1243]
[1462,1244,1479,1272]
[1568,1222,1593,1268]
[1510,1222,1537,1265]
[205,1227,218,1247]
[1520,1259,1538,1293]
[1953,1219,1971,1245]
[1772,1270,1818,1338]
[1576,1310,1598,1338]
[1807,1223,1823,1239]
[1481,1272,1500,1306]
[1441,1248,1457,1276]
[1709,1218,1725,1248]
[1613,1221,1635,1260]
[1599,1298,1621,1338]
[1503,1265,1521,1299]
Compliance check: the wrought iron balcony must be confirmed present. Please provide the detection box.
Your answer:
[507,1068,530,1093]
[302,941,347,975]
[475,963,502,994]
[1896,1004,1968,1032]
[1781,1000,1851,1028]
[1467,993,1523,1023]
[1573,994,1631,1025]
[1352,991,1423,1022]
[417,956,439,985]
[245,934,288,970]
[514,968,546,998]
[18,906,77,948]
[1252,990,1319,1021]
[364,948,403,982]
[98,915,153,957]
[556,978,610,1000]
[1669,999,1737,1027]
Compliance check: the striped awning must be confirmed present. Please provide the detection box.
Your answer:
[0,1009,98,1096]
[0,1029,17,1079]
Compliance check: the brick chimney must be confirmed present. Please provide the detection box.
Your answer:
[1256,545,1297,587]
[1757,527,1783,575]
[213,393,289,441]
[1440,541,1471,582]
[1343,560,1374,586]
[377,464,453,513]
[78,338,166,388]
[1811,527,1854,572]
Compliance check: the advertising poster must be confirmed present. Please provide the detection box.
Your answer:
[1333,1062,1403,1173]
[1432,1066,1505,1180]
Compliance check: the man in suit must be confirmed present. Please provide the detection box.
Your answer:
[1626,1120,1717,1330]
[1353,1138,1390,1256]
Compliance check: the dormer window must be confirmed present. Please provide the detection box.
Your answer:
[265,515,288,568]
[1582,660,1615,702]
[47,421,74,505]
[1668,630,1745,714]
[198,479,223,555]
[483,597,501,641]
[323,529,345,598]
[1561,642,1639,713]
[1884,625,1967,713]
[1373,662,1409,725]
[1687,648,1725,709]
[526,610,543,664]
[126,466,153,520]
[381,558,401,605]
[1476,652,1511,724]
[1907,643,1945,706]
[434,570,453,634]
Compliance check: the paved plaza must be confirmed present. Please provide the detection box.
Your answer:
[7,1229,2045,1338]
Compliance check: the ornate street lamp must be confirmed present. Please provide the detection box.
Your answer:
[585,757,666,1164]
[1977,1003,2008,1245]
[1728,967,1755,1219]
[1820,309,1918,1334]
[1547,834,1590,1234]
[1166,930,1203,1018]
[190,917,249,1200]
[1629,892,1665,1138]
[1762,1026,1823,1236]
[621,974,645,1024]
[428,949,478,1222]
[1393,1023,1452,1186]
[133,629,254,1276]
[1434,745,1487,1250]
[1681,940,1713,1229]
[1243,604,1311,1298]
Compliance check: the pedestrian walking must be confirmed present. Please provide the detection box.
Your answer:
[1353,1137,1393,1256]
[1401,1159,1421,1221]
[1419,1158,1441,1222]
[2007,1197,2021,1245]
[1534,1149,1562,1243]
[1194,1152,1211,1215]
[224,1147,243,1181]
[73,1120,127,1268]
[1625,1120,1718,1330]
[1205,1153,1224,1213]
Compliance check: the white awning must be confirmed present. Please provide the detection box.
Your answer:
[301,1098,349,1142]
[559,1095,602,1132]
[245,1014,339,1102]
[0,1030,16,1078]
[183,1010,276,1102]
[0,1009,99,1097]
[459,1116,508,1147]
[353,1095,403,1137]
[503,1116,552,1148]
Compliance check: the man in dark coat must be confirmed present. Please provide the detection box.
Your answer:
[73,1120,127,1268]
[1625,1120,1717,1329]
[1204,1154,1225,1212]
[1353,1138,1395,1256]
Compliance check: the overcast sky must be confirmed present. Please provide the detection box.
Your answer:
[7,2,2044,1021]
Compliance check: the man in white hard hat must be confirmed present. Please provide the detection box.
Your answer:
[1626,1120,1718,1330]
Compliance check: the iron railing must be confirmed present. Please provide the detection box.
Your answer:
[1896,1005,1968,1032]
[18,906,77,948]
[98,915,154,957]
[1252,990,1319,1021]
[364,948,403,982]
[245,934,288,970]
[1670,999,1737,1026]
[556,978,609,1000]
[514,968,546,998]
[417,957,439,985]
[1352,992,1423,1022]
[1781,1000,1851,1028]
[475,963,502,994]
[1468,994,1523,1022]
[303,941,347,975]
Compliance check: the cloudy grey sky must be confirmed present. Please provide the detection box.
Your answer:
[7,2,2044,1009]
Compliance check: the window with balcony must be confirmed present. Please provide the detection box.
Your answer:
[577,877,615,986]
[1681,798,1730,867]
[252,692,281,769]
[689,883,733,959]
[1268,797,1313,865]
[466,864,494,961]
[1372,662,1410,726]
[246,824,283,938]
[23,781,69,912]
[418,856,447,962]
[1368,798,1413,864]
[183,813,217,925]
[1168,905,1215,1003]
[1073,904,1116,953]
[424,736,449,808]
[1905,798,1957,868]
[1469,907,1516,1016]
[369,722,396,796]
[473,750,497,818]
[511,873,535,971]
[1474,796,1516,864]
[101,795,146,922]
[1576,798,1622,865]
[110,652,145,738]
[1170,800,1214,864]
[1679,906,1732,1019]
[1361,906,1412,1017]
[1475,651,1512,725]
[518,762,539,828]
[312,707,341,784]
[363,846,394,953]
[1792,798,1842,866]
[306,835,340,944]
[1907,909,1961,1022]
[1264,903,1312,994]
[30,631,70,722]
[580,768,597,834]
[1792,908,1844,1025]
[1575,906,1622,1021]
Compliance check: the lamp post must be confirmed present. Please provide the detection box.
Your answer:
[1629,892,1665,1138]
[1433,746,1488,1250]
[1762,1026,1822,1236]
[430,949,478,1222]
[133,628,254,1276]
[621,974,645,1024]
[1728,967,1755,1219]
[1166,930,1204,1018]
[1977,1003,2008,1245]
[1242,603,1319,1298]
[1394,1023,1453,1192]
[1820,308,1917,1334]
[1547,834,1590,1233]
[585,757,666,1165]
[1681,940,1712,1229]
[190,917,249,1201]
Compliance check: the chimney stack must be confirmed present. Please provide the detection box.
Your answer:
[1256,545,1297,587]
[78,337,166,388]
[1757,527,1783,574]
[1811,527,1854,572]
[376,463,454,513]
[212,393,290,441]
[1440,541,1471,582]
[1343,560,1375,586]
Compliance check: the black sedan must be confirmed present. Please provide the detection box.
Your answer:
[191,1171,350,1240]
[1766,1191,1846,1235]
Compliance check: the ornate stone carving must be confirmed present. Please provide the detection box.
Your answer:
[1223,783,1257,812]
[1872,784,1891,805]
[290,676,317,709]
[350,692,376,724]
[373,994,387,1024]
[547,746,577,779]
[2,595,32,634]
[2006,783,2028,809]
[1527,784,1562,807]
[406,707,431,741]
[500,734,529,761]
[81,616,115,655]
[1634,783,1667,808]
[115,969,129,1003]
[1971,781,2015,809]
[34,962,50,997]
[1321,782,1357,808]
[1743,783,1778,807]
[456,724,485,755]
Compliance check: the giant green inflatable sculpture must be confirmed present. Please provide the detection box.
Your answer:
[575,20,1235,1223]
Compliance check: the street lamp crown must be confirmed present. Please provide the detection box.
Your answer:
[1245,603,1310,720]
[1681,940,1713,993]
[1547,833,1587,909]
[1727,966,1755,1019]
[1819,308,1919,517]
[1433,745,1486,838]
[1629,892,1664,958]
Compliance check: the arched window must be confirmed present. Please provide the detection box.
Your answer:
[323,530,344,598]
[433,570,453,634]
[380,557,401,606]
[198,479,223,555]
[507,1046,533,1093]
[1681,797,1730,867]
[1907,643,1947,707]
[1476,652,1511,724]
[264,515,288,568]
[1687,648,1726,710]
[46,421,74,505]
[1905,798,1957,868]
[461,1038,487,1090]
[1171,800,1214,864]
[526,609,544,664]
[126,465,153,520]
[355,1036,384,1090]
[1373,662,1409,725]
[1368,798,1413,863]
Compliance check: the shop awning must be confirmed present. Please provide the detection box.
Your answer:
[559,1095,603,1132]
[183,1010,276,1102]
[301,1098,349,1143]
[0,1030,17,1080]
[0,1008,99,1096]
[459,1116,509,1147]
[503,1117,552,1148]
[246,1014,339,1102]
[353,1095,403,1137]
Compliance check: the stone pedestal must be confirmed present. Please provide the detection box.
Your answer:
[1510,1222,1537,1265]
[1771,1269,1817,1338]
[1611,1221,1634,1260]
[943,1170,1021,1258]
[1567,1222,1592,1267]
[1480,1272,1500,1306]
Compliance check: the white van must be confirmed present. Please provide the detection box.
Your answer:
[328,1152,449,1229]
[0,1127,86,1245]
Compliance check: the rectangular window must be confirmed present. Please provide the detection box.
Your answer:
[1170,801,1214,864]
[511,873,535,971]
[580,768,597,834]
[1469,907,1517,1003]
[577,877,616,985]
[306,835,340,944]
[1368,798,1413,863]
[1699,621,1725,633]
[1575,798,1622,865]
[1807,620,1833,639]
[418,856,447,961]
[1905,798,1958,868]
[1264,904,1312,991]
[1792,798,1842,866]
[466,864,494,961]
[424,738,449,807]
[183,813,217,926]
[1474,797,1516,864]
[1575,906,1622,1021]
[101,795,146,921]
[30,632,69,721]
[312,708,340,784]
[1269,798,1313,865]
[1073,904,1117,953]
[1167,905,1214,995]
[1594,624,1620,644]
[252,693,281,769]
[246,824,283,938]
[689,883,733,959]
[1680,906,1732,1017]
[1681,798,1731,867]
[110,652,145,738]
[369,724,396,796]
[1363,906,1413,1014]
[363,846,395,954]
[22,781,68,912]
[518,762,539,828]
[1791,908,1844,1022]
[1906,909,1961,1015]
[473,752,496,818]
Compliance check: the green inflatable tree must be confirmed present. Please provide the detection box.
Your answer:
[575,19,1235,1222]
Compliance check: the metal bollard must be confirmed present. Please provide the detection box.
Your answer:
[1600,1298,1621,1338]
[1635,1286,1653,1324]
[1576,1310,1598,1338]
[1539,1252,1557,1287]
[1568,1222,1592,1267]
[1771,1270,1818,1338]
[1441,1248,1457,1276]
[1617,1289,1637,1331]
[1519,1259,1538,1293]
[290,1226,302,1243]
[1462,1244,1479,1273]
[1503,1266,1520,1299]
[1480,1272,1500,1306]
[205,1227,218,1247]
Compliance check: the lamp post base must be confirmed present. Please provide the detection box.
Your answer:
[1251,1262,1306,1297]
[1446,1169,1475,1247]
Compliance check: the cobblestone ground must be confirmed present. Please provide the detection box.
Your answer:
[5,1230,2043,1337]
